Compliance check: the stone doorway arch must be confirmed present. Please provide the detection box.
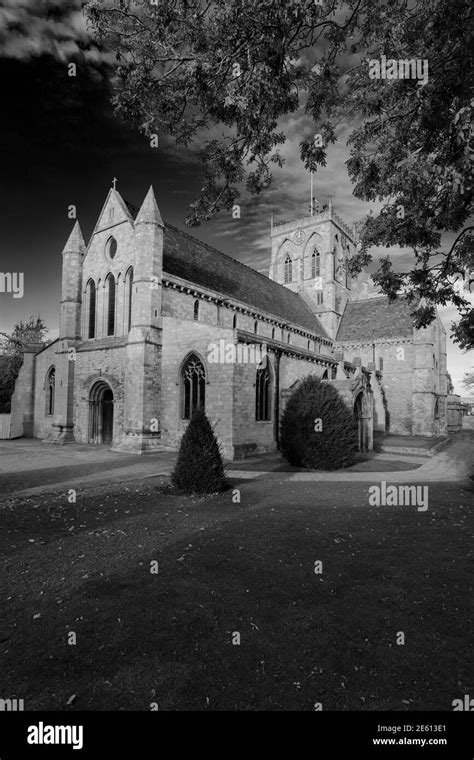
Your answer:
[89,380,114,444]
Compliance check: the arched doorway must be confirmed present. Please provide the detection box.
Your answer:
[89,381,114,444]
[354,392,365,452]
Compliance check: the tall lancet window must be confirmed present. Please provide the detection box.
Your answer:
[87,280,96,339]
[284,255,292,283]
[181,354,206,420]
[125,267,133,332]
[255,363,271,421]
[106,274,116,336]
[46,367,55,415]
[193,299,199,321]
[312,248,321,278]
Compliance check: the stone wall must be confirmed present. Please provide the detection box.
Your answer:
[161,315,235,458]
[335,338,414,434]
[31,342,58,439]
[73,340,128,444]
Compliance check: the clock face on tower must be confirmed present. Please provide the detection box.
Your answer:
[293,229,306,246]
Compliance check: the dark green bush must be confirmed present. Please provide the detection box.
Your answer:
[280,375,358,470]
[172,408,227,494]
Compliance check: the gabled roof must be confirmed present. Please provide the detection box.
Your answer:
[162,223,329,338]
[336,297,414,342]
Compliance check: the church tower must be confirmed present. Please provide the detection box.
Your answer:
[46,220,86,443]
[116,186,165,453]
[269,200,355,340]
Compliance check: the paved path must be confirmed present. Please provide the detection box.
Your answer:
[0,432,471,498]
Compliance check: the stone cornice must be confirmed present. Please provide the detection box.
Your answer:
[162,275,332,348]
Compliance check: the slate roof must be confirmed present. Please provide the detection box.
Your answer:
[336,297,414,342]
[162,223,329,338]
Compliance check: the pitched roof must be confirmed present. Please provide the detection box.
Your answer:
[162,223,329,338]
[336,297,414,342]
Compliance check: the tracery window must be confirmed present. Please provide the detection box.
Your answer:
[181,354,206,420]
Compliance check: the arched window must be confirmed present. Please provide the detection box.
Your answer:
[87,280,96,339]
[233,313,237,329]
[284,255,292,283]
[193,299,199,321]
[322,369,328,380]
[271,327,275,340]
[181,354,206,420]
[106,274,116,336]
[46,367,55,416]
[255,364,271,421]
[312,248,320,278]
[307,339,311,350]
[106,236,117,260]
[287,332,291,344]
[254,320,258,334]
[125,268,133,332]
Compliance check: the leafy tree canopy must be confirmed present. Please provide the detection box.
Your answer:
[86,0,473,347]
[0,318,48,411]
[462,370,474,393]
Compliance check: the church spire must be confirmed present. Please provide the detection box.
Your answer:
[135,185,164,227]
[62,220,86,256]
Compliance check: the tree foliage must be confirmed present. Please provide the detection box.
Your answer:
[172,407,227,494]
[86,0,473,346]
[280,375,358,470]
[0,317,47,413]
[462,371,474,393]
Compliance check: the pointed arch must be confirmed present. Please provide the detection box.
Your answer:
[193,299,200,321]
[312,247,321,278]
[106,273,116,336]
[284,254,293,283]
[180,352,206,420]
[125,267,133,332]
[255,359,272,421]
[86,278,96,339]
[45,366,55,416]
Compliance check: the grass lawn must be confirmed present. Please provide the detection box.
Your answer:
[0,476,472,711]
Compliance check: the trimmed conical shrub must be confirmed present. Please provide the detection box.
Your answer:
[280,375,358,470]
[172,408,227,494]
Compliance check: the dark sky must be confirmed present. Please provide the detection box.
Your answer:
[0,52,212,336]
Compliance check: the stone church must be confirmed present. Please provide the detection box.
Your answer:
[10,184,448,459]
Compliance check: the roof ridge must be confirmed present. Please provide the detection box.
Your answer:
[165,222,273,282]
[164,221,328,335]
